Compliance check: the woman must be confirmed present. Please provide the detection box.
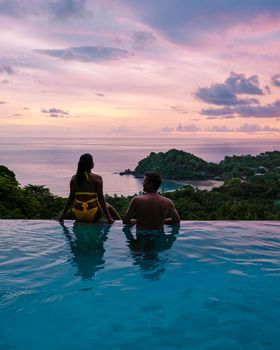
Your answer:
[59,153,120,223]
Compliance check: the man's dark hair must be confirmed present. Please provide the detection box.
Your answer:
[144,171,162,191]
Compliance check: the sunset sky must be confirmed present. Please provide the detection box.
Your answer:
[1,0,280,138]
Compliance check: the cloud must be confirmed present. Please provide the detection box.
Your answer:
[34,46,131,62]
[96,92,105,97]
[206,116,235,120]
[170,104,188,114]
[130,66,144,71]
[0,65,15,75]
[208,123,280,132]
[207,125,232,132]
[201,106,234,116]
[164,122,280,133]
[225,72,263,95]
[195,72,264,106]
[0,0,89,19]
[176,123,200,132]
[48,0,89,19]
[117,0,280,46]
[41,107,71,118]
[0,0,25,17]
[264,85,271,94]
[161,127,174,133]
[196,84,259,106]
[236,123,280,132]
[196,72,280,118]
[202,99,280,118]
[0,100,6,104]
[133,31,156,50]
[272,74,280,87]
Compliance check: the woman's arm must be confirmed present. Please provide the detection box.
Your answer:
[123,198,137,225]
[59,178,75,221]
[96,177,114,224]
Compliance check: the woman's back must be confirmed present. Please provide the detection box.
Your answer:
[59,153,119,224]
[71,173,102,195]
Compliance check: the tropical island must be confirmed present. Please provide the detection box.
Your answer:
[1,149,280,220]
[120,148,280,181]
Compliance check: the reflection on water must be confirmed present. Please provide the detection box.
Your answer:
[1,221,280,350]
[61,222,110,280]
[123,225,179,280]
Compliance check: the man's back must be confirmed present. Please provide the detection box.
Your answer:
[123,193,180,230]
[123,172,180,229]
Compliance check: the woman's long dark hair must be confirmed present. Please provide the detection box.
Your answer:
[76,153,93,185]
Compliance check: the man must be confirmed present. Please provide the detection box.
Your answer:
[123,172,180,230]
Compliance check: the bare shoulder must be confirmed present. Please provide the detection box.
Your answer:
[91,173,102,183]
[134,194,146,201]
[160,194,174,205]
[130,195,142,206]
[131,195,140,203]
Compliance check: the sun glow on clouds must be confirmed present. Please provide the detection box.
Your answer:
[0,0,280,137]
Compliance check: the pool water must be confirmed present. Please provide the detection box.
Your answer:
[0,220,280,350]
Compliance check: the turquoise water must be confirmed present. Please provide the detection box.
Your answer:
[1,220,280,350]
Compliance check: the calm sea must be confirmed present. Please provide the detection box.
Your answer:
[0,137,279,197]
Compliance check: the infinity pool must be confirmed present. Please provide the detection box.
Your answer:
[1,220,280,350]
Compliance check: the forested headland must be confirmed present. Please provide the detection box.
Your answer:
[1,149,280,220]
[120,148,280,181]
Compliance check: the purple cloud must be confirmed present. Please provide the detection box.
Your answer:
[117,0,280,46]
[34,46,131,62]
[170,105,188,114]
[41,107,71,118]
[272,74,280,87]
[133,31,156,50]
[202,99,280,118]
[0,65,15,75]
[195,72,264,106]
[49,0,89,19]
[201,106,234,116]
[207,125,232,132]
[236,123,280,132]
[0,0,89,19]
[176,123,200,132]
[196,84,260,106]
[196,72,280,118]
[225,72,263,95]
[161,127,174,133]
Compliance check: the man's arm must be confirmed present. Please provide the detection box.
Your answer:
[165,200,180,225]
[123,197,137,225]
[59,178,75,221]
[96,177,114,224]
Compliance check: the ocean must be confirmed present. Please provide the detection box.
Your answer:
[0,137,279,197]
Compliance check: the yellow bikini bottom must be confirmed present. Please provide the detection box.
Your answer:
[72,192,101,222]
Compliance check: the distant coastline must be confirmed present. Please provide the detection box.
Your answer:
[119,149,280,184]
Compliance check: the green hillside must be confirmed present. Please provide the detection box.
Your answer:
[134,149,220,180]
